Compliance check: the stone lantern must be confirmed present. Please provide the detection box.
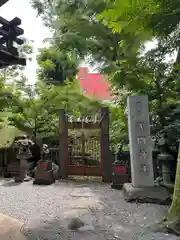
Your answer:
[14,138,33,182]
[157,133,174,188]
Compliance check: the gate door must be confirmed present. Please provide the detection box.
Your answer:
[59,108,111,182]
[68,132,101,176]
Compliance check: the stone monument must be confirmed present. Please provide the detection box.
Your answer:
[123,95,170,204]
[128,95,154,187]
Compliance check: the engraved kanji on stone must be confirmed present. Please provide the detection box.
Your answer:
[136,100,142,114]
[140,164,148,173]
[136,121,144,131]
[138,149,148,160]
[137,136,146,144]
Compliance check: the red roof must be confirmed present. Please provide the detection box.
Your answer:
[77,67,112,100]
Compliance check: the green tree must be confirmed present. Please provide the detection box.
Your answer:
[9,76,103,138]
[37,47,78,84]
[31,0,137,73]
[109,105,128,148]
[98,0,180,133]
[99,0,180,64]
[8,78,56,138]
[99,0,180,234]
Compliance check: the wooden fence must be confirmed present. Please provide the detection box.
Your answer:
[0,147,163,179]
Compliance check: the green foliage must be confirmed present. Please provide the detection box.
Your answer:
[0,123,24,147]
[37,47,78,84]
[9,79,52,136]
[8,76,102,138]
[31,0,180,145]
[97,0,180,139]
[31,0,131,73]
[109,105,128,146]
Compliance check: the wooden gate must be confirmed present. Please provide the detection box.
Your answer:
[59,107,112,182]
[68,133,101,176]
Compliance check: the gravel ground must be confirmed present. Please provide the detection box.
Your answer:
[0,177,179,240]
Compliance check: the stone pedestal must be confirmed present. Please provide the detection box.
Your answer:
[33,169,55,185]
[33,160,55,185]
[111,161,129,189]
[123,183,170,204]
[111,174,129,189]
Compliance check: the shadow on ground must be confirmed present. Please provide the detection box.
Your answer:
[0,177,179,240]
[2,181,22,187]
[24,179,179,239]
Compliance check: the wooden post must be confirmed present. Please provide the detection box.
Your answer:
[100,107,112,183]
[59,109,68,179]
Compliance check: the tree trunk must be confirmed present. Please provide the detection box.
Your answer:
[154,76,165,128]
[163,143,180,235]
[169,144,180,216]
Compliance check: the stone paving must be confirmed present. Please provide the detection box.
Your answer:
[0,178,179,240]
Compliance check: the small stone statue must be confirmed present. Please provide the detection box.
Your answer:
[42,144,49,160]
[116,143,123,162]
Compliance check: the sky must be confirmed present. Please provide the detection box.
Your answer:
[0,0,52,84]
[0,0,93,84]
[0,0,177,85]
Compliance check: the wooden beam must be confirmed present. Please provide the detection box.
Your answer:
[0,36,24,45]
[0,0,9,7]
[67,122,100,129]
[0,48,26,68]
[0,44,18,55]
[0,26,23,38]
[0,17,24,35]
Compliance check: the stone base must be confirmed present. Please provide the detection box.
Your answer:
[111,174,129,189]
[33,178,55,185]
[33,170,55,185]
[14,175,24,182]
[3,172,11,178]
[123,183,171,205]
[160,182,174,193]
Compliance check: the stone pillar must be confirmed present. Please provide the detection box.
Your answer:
[100,107,112,183]
[127,95,154,187]
[59,109,68,179]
